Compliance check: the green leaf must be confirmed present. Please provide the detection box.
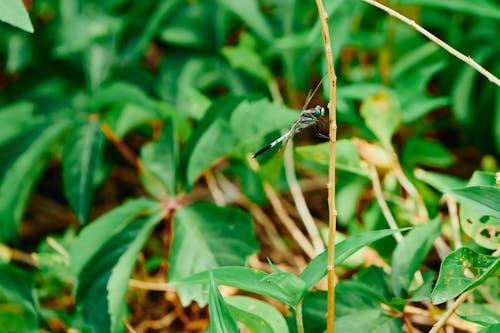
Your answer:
[0,0,34,33]
[457,303,500,326]
[400,96,450,123]
[221,33,273,84]
[414,169,467,193]
[300,228,411,292]
[0,263,38,333]
[209,274,240,333]
[168,201,259,306]
[431,247,500,305]
[402,137,454,168]
[295,140,369,177]
[0,120,69,242]
[226,296,289,333]
[139,117,179,198]
[400,0,500,20]
[335,309,402,333]
[286,291,327,333]
[71,198,163,333]
[391,218,441,297]
[360,91,401,143]
[180,97,297,189]
[62,118,104,225]
[216,0,274,43]
[458,174,500,250]
[123,0,183,60]
[173,266,299,306]
[448,186,500,219]
[408,270,435,302]
[0,102,39,147]
[478,323,500,333]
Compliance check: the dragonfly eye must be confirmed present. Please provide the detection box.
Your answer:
[313,105,325,117]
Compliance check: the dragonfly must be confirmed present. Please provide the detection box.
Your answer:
[252,80,328,158]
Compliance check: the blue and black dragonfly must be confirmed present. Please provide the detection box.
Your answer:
[252,80,328,158]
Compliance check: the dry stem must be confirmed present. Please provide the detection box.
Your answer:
[362,0,500,86]
[284,142,325,254]
[314,0,338,332]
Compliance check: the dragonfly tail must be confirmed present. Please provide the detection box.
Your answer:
[252,131,290,158]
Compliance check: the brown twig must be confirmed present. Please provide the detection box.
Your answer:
[101,123,139,168]
[362,0,500,86]
[314,0,338,331]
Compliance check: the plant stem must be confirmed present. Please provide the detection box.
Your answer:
[362,0,500,86]
[295,301,305,333]
[429,289,475,333]
[314,1,338,332]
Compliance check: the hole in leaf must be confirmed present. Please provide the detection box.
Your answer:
[479,216,490,223]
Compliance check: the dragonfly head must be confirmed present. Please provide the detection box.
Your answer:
[312,105,325,118]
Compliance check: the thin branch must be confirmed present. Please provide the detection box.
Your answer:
[215,173,286,251]
[284,142,325,254]
[204,170,226,206]
[369,166,404,242]
[101,123,139,168]
[314,0,338,332]
[445,195,462,249]
[263,183,317,259]
[129,279,176,292]
[362,0,500,86]
[429,289,476,333]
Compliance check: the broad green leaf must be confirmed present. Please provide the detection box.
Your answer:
[458,173,500,250]
[226,296,289,333]
[402,137,454,168]
[71,198,163,333]
[286,291,327,333]
[222,33,273,84]
[173,266,299,306]
[339,267,394,305]
[450,48,492,126]
[62,118,104,225]
[168,201,259,306]
[448,186,500,219]
[0,120,69,242]
[431,247,500,305]
[295,140,369,177]
[400,96,450,123]
[123,0,183,60]
[300,228,411,292]
[391,218,441,297]
[478,323,500,333]
[0,0,34,33]
[360,91,401,143]
[209,274,240,333]
[216,0,274,43]
[400,0,500,20]
[457,303,500,326]
[335,309,402,333]
[5,31,33,73]
[0,102,39,147]
[139,117,179,198]
[0,263,38,333]
[180,97,297,189]
[408,270,435,302]
[414,169,467,193]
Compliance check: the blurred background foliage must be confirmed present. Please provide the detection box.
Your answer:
[0,0,499,332]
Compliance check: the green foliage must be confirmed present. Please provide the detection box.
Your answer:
[0,0,499,332]
[0,0,34,33]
